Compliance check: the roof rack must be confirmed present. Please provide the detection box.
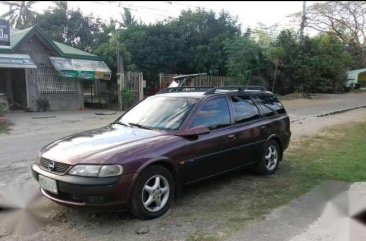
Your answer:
[156,86,213,94]
[156,86,266,95]
[172,73,207,80]
[204,86,266,95]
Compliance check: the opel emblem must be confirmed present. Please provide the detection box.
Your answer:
[48,161,55,171]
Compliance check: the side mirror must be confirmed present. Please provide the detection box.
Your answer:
[176,126,210,137]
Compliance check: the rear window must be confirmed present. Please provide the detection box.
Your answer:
[253,94,286,117]
[230,95,260,123]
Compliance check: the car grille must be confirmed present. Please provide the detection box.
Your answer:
[39,158,70,174]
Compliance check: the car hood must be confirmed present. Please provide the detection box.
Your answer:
[41,124,166,165]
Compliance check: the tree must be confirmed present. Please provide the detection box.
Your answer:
[301,1,366,68]
[225,35,267,86]
[36,1,103,52]
[172,9,241,76]
[266,46,285,92]
[252,26,284,92]
[114,8,241,87]
[119,8,138,28]
[310,33,351,92]
[1,1,38,29]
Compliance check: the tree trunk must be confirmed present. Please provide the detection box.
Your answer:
[272,60,278,92]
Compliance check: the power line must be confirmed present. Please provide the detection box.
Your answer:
[119,3,177,19]
[166,1,202,9]
[94,1,177,20]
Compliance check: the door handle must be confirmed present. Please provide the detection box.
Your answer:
[260,125,266,130]
[228,134,236,140]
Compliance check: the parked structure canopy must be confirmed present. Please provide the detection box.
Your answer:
[49,57,111,80]
[0,53,36,68]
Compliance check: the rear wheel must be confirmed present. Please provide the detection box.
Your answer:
[255,140,281,175]
[130,165,174,219]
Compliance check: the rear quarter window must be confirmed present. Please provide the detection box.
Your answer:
[253,94,286,117]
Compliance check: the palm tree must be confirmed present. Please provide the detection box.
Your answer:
[1,1,38,29]
[119,8,138,29]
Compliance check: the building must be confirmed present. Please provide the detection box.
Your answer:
[0,25,111,111]
[346,69,366,89]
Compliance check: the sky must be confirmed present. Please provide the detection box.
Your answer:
[0,1,317,34]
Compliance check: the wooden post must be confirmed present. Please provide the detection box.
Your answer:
[139,73,144,101]
[159,73,162,90]
[117,73,124,111]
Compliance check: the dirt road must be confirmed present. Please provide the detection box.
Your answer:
[0,92,365,241]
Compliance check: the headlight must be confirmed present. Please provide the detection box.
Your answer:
[68,165,123,177]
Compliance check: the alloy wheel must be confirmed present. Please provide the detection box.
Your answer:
[142,175,170,212]
[265,145,278,171]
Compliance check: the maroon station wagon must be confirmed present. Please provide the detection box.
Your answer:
[31,86,291,219]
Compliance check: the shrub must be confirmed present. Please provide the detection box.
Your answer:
[36,97,50,112]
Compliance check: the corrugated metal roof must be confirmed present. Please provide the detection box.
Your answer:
[8,27,33,49]
[53,41,96,57]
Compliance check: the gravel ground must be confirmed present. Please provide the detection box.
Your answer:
[0,92,365,241]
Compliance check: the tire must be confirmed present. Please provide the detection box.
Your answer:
[130,165,174,219]
[255,140,281,175]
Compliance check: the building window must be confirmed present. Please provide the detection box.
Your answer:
[33,67,81,94]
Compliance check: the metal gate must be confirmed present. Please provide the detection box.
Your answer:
[30,66,81,94]
[118,71,143,110]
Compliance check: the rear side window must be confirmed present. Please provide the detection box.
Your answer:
[191,97,230,130]
[230,95,260,124]
[253,94,286,117]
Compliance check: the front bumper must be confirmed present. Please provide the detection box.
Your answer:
[31,163,135,208]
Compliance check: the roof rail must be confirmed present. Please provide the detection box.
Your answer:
[172,73,207,80]
[156,85,266,95]
[156,86,212,94]
[204,86,266,95]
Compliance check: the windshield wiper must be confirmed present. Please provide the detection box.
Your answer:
[128,122,153,130]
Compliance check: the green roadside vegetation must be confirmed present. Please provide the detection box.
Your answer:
[0,125,10,135]
[184,121,366,241]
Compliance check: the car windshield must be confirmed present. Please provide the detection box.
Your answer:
[118,96,199,131]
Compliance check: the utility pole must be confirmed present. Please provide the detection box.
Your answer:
[300,1,307,46]
[299,1,307,95]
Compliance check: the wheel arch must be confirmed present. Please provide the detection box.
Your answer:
[135,157,182,198]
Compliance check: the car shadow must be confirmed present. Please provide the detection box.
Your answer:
[32,163,292,241]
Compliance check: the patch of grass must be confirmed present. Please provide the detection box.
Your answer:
[182,121,366,241]
[287,121,366,182]
[0,125,10,134]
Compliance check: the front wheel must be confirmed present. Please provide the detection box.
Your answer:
[255,140,281,175]
[130,165,174,219]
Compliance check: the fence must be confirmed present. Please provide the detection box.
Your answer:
[191,75,232,87]
[119,71,143,110]
[159,73,177,89]
[159,73,234,89]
